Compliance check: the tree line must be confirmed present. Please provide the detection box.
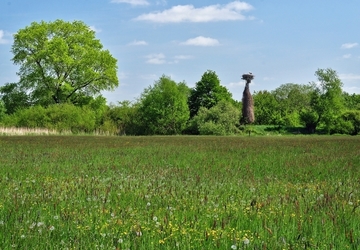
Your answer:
[0,20,359,135]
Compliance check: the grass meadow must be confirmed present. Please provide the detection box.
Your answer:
[0,135,359,249]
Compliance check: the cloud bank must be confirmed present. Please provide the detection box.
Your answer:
[341,43,358,49]
[134,1,253,23]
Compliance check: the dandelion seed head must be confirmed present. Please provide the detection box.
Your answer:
[231,244,237,249]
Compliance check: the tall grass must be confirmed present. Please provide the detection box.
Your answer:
[0,136,359,249]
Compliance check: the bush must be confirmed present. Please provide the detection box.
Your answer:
[190,101,241,135]
[330,110,360,135]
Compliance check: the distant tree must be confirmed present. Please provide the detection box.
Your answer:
[272,83,313,126]
[342,92,360,110]
[188,70,232,117]
[137,75,190,135]
[330,110,360,135]
[301,68,344,133]
[10,19,118,106]
[252,90,280,125]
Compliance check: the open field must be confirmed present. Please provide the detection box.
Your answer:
[0,136,360,249]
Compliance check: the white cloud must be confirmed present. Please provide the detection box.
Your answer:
[111,0,149,6]
[145,53,166,64]
[0,30,10,44]
[343,54,352,59]
[181,36,220,46]
[128,40,148,46]
[341,43,358,49]
[339,73,360,81]
[134,1,253,23]
[89,26,101,33]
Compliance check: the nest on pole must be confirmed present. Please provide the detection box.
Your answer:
[241,73,255,124]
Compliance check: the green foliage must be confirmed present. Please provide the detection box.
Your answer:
[0,100,6,122]
[330,110,360,135]
[137,75,190,135]
[3,104,96,133]
[188,70,233,117]
[191,101,241,135]
[102,101,139,135]
[343,92,360,110]
[299,109,319,133]
[11,19,118,106]
[307,68,344,133]
[253,90,279,125]
[0,83,29,114]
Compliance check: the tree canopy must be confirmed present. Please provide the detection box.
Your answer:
[10,19,118,106]
[137,75,190,135]
[188,70,233,117]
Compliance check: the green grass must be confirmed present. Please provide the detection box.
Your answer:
[0,136,359,249]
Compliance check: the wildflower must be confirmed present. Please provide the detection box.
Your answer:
[118,238,123,244]
[20,235,26,239]
[37,222,44,227]
[147,202,151,207]
[54,215,59,220]
[49,226,55,231]
[243,238,250,245]
[159,239,165,244]
[153,216,158,222]
[231,244,237,249]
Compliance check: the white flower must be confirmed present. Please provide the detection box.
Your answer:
[53,215,59,220]
[118,238,123,243]
[37,222,44,227]
[243,238,250,245]
[20,235,26,239]
[153,216,158,222]
[231,244,237,249]
[146,202,151,207]
[49,226,55,231]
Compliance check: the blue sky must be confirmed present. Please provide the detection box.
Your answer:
[0,0,359,103]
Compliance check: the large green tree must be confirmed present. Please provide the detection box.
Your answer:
[188,70,233,117]
[137,75,190,135]
[300,68,344,133]
[10,19,118,106]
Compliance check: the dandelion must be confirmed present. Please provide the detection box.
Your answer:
[153,216,158,222]
[147,202,151,207]
[49,226,55,231]
[231,244,237,249]
[20,235,26,239]
[54,215,59,220]
[37,222,44,227]
[118,238,123,244]
[243,238,250,245]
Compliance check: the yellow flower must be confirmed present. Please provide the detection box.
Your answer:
[159,239,165,244]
